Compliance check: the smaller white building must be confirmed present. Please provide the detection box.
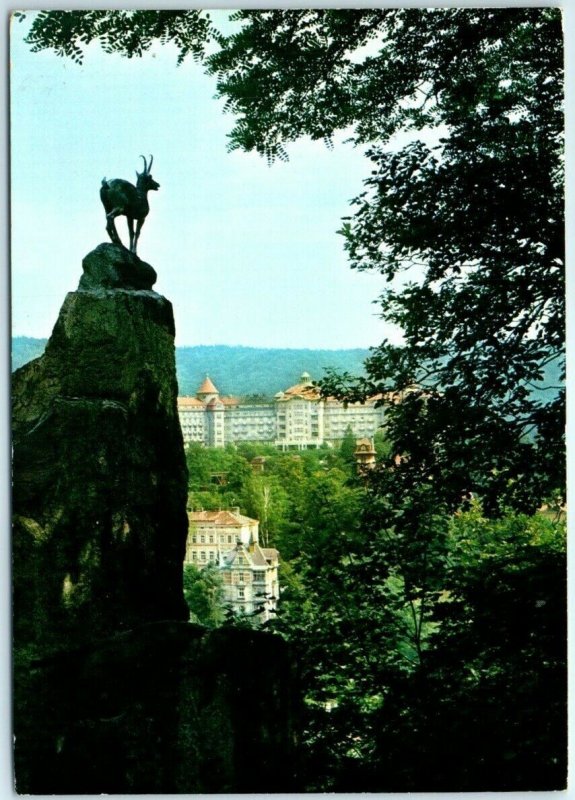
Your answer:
[220,541,279,624]
[185,509,279,623]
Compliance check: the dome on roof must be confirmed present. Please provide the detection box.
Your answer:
[300,371,312,384]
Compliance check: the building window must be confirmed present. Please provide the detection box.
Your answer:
[238,587,245,599]
[200,551,206,562]
[200,534,205,543]
[239,572,244,583]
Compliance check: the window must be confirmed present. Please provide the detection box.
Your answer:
[200,535,205,543]
[238,587,245,599]
[239,572,244,583]
[200,551,206,562]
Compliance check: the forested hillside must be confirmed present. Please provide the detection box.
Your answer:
[175,345,369,395]
[12,338,369,395]
[11,337,47,370]
[13,337,562,400]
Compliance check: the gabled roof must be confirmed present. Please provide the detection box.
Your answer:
[221,542,252,567]
[249,543,270,567]
[197,376,219,396]
[220,541,276,570]
[261,547,279,565]
[189,510,258,527]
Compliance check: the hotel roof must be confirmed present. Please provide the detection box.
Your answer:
[177,396,205,409]
[197,376,219,395]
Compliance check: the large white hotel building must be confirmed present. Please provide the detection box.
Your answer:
[178,371,385,449]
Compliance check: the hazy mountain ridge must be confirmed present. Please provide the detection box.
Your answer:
[175,344,371,396]
[12,338,370,396]
[12,337,563,399]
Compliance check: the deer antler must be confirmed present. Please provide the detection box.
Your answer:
[139,155,153,174]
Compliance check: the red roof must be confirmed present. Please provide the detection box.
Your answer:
[197,376,219,395]
[281,383,321,400]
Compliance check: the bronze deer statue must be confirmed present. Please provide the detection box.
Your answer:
[100,156,160,254]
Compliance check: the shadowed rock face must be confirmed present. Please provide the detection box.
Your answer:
[14,622,298,794]
[12,251,189,652]
[12,246,299,793]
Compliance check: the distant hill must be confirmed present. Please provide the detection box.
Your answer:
[175,345,370,396]
[11,338,370,396]
[12,337,563,400]
[11,337,48,370]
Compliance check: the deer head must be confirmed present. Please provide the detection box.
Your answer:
[136,154,160,191]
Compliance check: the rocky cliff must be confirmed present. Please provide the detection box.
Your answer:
[12,244,297,792]
[13,244,189,652]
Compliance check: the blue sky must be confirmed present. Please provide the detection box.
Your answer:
[10,11,395,350]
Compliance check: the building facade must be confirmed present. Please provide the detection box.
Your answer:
[178,372,385,449]
[185,509,279,623]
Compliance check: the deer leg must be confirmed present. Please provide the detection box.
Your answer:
[127,217,135,253]
[133,218,145,255]
[105,210,124,247]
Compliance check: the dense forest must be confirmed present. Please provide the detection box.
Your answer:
[20,6,566,792]
[184,440,566,792]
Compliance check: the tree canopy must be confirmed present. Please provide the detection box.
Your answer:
[214,8,565,514]
[19,10,212,64]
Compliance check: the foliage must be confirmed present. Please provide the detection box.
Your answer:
[367,507,567,792]
[19,10,212,65]
[200,7,566,513]
[339,425,357,467]
[186,442,251,498]
[272,500,566,791]
[183,563,225,627]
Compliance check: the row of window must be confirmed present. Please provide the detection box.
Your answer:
[191,533,237,544]
[189,551,217,562]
